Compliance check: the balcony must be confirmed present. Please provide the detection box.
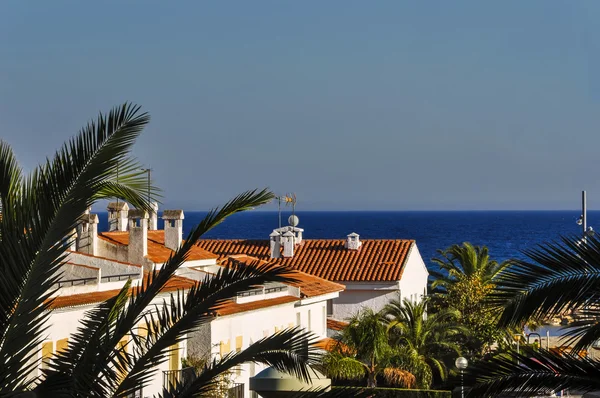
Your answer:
[163,367,196,392]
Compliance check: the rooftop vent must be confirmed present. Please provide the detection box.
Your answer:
[346,232,361,251]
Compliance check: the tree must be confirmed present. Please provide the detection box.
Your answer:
[321,308,415,388]
[467,235,600,396]
[0,104,321,397]
[431,243,512,358]
[383,298,464,388]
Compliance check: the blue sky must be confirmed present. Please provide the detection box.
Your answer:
[2,1,600,210]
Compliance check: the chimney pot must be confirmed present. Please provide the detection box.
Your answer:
[163,210,184,251]
[270,230,281,259]
[107,202,129,232]
[282,231,295,258]
[346,232,361,251]
[128,209,148,264]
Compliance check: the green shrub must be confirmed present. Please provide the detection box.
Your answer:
[333,386,451,397]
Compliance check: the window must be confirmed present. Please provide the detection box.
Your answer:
[296,312,301,327]
[219,340,230,357]
[235,336,243,353]
[327,299,333,316]
[308,310,312,331]
[41,341,53,370]
[169,343,179,371]
[56,338,68,354]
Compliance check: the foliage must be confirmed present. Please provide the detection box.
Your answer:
[466,234,600,396]
[383,298,464,388]
[0,103,321,397]
[430,242,510,358]
[181,355,232,398]
[321,308,416,388]
[332,386,452,397]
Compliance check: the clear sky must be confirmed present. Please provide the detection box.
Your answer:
[2,1,600,211]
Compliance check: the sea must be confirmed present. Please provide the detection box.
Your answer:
[97,210,599,271]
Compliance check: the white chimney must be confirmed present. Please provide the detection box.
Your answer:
[149,201,159,231]
[76,213,99,256]
[270,230,281,258]
[163,210,184,251]
[107,202,129,232]
[346,232,362,251]
[282,231,295,258]
[128,209,148,264]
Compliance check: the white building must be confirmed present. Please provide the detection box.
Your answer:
[196,224,429,321]
[50,205,343,397]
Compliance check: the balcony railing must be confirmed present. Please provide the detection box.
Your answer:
[101,273,139,282]
[55,277,97,288]
[163,367,196,392]
[228,383,244,398]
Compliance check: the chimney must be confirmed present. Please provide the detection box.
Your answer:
[149,201,159,231]
[128,209,148,264]
[270,230,281,258]
[107,202,129,232]
[163,210,184,251]
[76,213,99,256]
[346,232,362,251]
[282,231,295,258]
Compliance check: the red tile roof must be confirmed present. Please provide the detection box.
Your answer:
[222,255,345,298]
[327,318,349,331]
[196,239,414,282]
[48,274,196,309]
[99,230,217,263]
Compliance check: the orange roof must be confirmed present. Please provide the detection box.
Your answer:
[99,230,217,263]
[223,255,345,298]
[215,296,299,317]
[314,337,352,354]
[327,318,349,331]
[48,274,196,309]
[196,239,414,282]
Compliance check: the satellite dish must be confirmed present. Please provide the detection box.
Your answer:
[288,215,299,227]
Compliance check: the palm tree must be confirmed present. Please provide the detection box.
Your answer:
[431,242,512,291]
[0,103,322,397]
[431,243,512,358]
[321,308,415,388]
[467,235,600,396]
[383,298,463,388]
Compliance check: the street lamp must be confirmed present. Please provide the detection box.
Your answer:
[455,357,468,398]
[577,191,595,240]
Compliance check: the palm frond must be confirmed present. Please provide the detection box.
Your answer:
[494,235,600,329]
[467,348,600,397]
[114,261,298,396]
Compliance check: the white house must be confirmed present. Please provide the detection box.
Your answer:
[58,205,343,397]
[196,223,430,321]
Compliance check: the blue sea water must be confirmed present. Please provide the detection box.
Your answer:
[97,210,600,271]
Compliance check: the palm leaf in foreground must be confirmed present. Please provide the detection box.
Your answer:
[493,234,600,352]
[466,348,600,397]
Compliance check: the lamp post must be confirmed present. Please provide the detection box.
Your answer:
[455,357,468,398]
[577,191,595,240]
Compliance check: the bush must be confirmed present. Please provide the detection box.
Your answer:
[333,386,451,397]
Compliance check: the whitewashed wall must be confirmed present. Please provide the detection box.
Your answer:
[187,298,330,397]
[398,244,429,303]
[37,294,182,398]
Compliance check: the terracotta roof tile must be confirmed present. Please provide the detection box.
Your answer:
[222,255,345,298]
[48,274,196,309]
[196,239,414,282]
[327,318,349,331]
[99,230,217,263]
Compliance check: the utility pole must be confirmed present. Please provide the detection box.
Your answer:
[141,168,152,204]
[583,190,587,239]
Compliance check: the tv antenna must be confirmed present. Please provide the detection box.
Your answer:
[275,193,296,228]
